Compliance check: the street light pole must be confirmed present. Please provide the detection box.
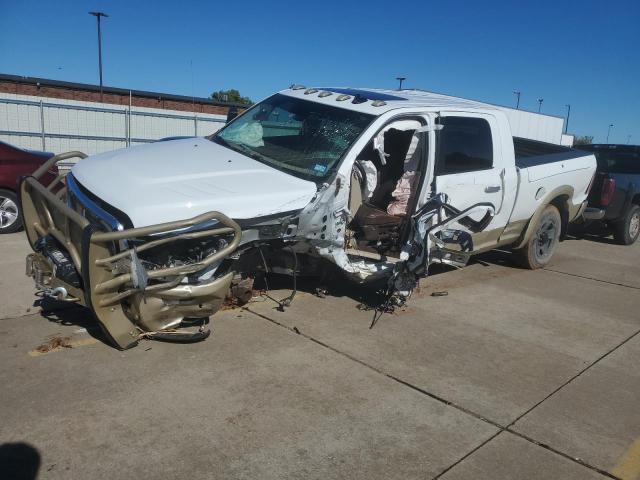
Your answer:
[513,91,521,109]
[564,104,571,134]
[606,124,614,143]
[626,134,631,145]
[396,77,406,90]
[89,11,108,102]
[537,98,544,113]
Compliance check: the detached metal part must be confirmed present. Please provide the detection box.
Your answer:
[20,151,241,349]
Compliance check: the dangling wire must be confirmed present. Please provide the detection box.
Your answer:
[278,248,298,309]
[258,246,271,293]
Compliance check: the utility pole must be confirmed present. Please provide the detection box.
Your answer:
[564,104,571,134]
[537,98,544,113]
[396,77,406,90]
[89,11,108,102]
[513,91,521,109]
[606,124,614,143]
[626,134,631,145]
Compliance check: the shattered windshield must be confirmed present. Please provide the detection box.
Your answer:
[210,94,374,180]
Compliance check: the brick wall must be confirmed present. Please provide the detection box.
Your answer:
[0,78,244,116]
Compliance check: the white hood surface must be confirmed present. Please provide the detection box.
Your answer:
[71,137,318,227]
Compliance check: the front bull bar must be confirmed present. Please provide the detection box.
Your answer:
[20,151,242,349]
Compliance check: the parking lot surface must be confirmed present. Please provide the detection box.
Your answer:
[1,231,639,479]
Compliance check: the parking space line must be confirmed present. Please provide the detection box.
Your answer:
[613,439,640,480]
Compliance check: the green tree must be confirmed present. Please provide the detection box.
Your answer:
[573,135,594,145]
[211,89,252,105]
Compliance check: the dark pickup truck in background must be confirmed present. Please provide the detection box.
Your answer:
[579,144,640,245]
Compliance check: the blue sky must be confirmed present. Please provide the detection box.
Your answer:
[1,0,638,143]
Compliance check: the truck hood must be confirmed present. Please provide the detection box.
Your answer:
[71,137,318,227]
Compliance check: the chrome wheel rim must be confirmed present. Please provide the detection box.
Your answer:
[534,215,558,263]
[0,196,19,229]
[630,212,640,239]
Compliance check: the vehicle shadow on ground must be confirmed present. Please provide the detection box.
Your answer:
[566,224,618,245]
[251,260,468,314]
[33,296,110,345]
[469,249,520,268]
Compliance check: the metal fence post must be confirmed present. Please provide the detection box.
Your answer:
[39,100,46,150]
[128,90,132,147]
[194,115,198,136]
[124,108,129,147]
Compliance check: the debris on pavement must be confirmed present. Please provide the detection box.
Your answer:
[35,336,72,353]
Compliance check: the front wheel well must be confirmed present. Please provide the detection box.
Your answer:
[632,193,640,206]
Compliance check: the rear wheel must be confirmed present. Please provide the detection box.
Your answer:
[0,189,22,234]
[515,205,562,269]
[613,205,640,245]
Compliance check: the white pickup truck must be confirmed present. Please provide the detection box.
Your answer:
[21,86,596,349]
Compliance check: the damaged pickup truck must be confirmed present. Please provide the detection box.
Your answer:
[21,86,597,349]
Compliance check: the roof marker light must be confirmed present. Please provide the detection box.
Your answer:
[336,94,351,102]
[318,91,333,98]
[371,100,387,107]
[290,84,306,90]
[304,88,319,95]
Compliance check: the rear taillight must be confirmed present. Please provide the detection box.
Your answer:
[600,178,616,206]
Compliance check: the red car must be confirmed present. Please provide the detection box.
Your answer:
[0,141,55,233]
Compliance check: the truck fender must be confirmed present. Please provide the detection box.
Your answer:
[621,181,638,213]
[513,186,574,250]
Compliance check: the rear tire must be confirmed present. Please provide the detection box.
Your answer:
[0,189,22,234]
[613,205,640,245]
[515,205,562,269]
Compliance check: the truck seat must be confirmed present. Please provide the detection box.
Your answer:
[349,202,403,245]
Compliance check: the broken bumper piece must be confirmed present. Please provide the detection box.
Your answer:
[20,151,242,350]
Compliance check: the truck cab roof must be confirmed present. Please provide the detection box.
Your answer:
[279,86,567,145]
[280,86,504,116]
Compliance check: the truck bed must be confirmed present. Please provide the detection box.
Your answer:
[514,137,596,182]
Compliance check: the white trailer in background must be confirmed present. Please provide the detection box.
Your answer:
[410,89,568,145]
[0,93,227,155]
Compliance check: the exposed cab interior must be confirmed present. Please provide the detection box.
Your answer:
[348,119,427,257]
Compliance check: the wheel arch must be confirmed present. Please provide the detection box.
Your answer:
[513,186,573,250]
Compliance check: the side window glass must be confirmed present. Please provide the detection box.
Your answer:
[437,117,493,174]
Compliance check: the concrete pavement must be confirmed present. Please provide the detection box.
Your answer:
[1,231,639,479]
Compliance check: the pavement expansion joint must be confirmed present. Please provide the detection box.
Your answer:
[508,327,640,428]
[243,305,639,480]
[543,267,640,290]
